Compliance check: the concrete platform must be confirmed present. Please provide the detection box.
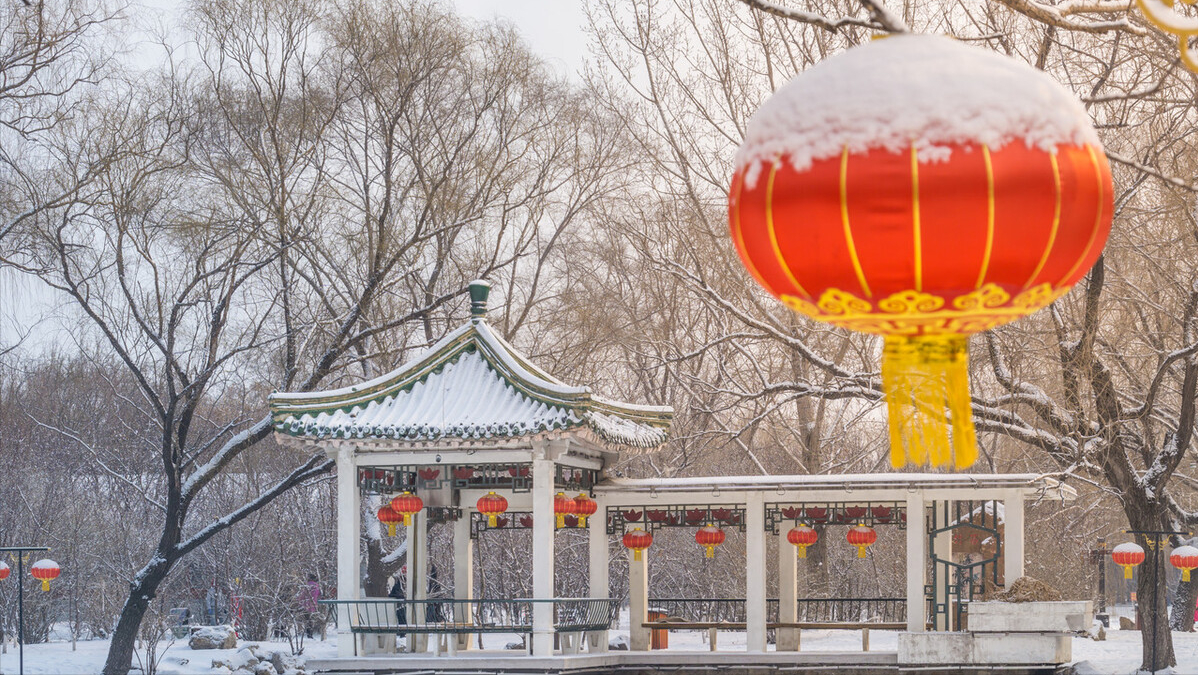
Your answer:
[307,649,1069,675]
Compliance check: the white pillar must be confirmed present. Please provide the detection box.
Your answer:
[1003,490,1025,588]
[905,492,926,633]
[932,501,953,631]
[453,512,474,650]
[334,447,360,657]
[776,527,798,650]
[628,546,650,651]
[587,499,610,652]
[409,513,429,651]
[745,493,767,653]
[530,456,556,656]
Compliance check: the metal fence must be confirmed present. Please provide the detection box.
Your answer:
[320,598,618,634]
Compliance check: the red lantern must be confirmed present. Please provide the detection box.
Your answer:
[0,561,9,581]
[477,492,509,527]
[554,492,576,529]
[1170,545,1198,582]
[389,491,423,527]
[30,559,60,592]
[787,525,818,559]
[1112,542,1145,579]
[377,505,402,537]
[623,528,653,562]
[695,525,726,559]
[574,493,598,528]
[729,35,1112,469]
[846,525,877,559]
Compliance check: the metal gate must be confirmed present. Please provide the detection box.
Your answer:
[925,500,1002,631]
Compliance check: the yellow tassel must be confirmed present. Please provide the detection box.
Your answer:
[798,546,807,559]
[882,335,977,469]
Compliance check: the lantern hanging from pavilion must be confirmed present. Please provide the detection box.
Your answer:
[846,525,877,559]
[377,504,403,537]
[729,35,1113,470]
[695,524,726,559]
[30,559,60,592]
[787,525,819,559]
[1112,542,1146,579]
[623,528,653,562]
[574,493,598,528]
[389,492,423,527]
[554,492,576,529]
[477,492,509,527]
[1170,545,1198,582]
[0,561,9,581]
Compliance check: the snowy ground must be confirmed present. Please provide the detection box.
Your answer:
[1,624,1196,674]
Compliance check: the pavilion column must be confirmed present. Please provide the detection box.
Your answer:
[776,526,798,651]
[628,545,650,651]
[905,492,926,633]
[587,498,610,652]
[530,453,557,656]
[453,512,474,651]
[745,493,767,653]
[409,513,429,652]
[1002,490,1025,588]
[334,446,360,657]
[932,501,953,631]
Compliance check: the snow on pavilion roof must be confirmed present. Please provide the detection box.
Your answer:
[269,307,672,449]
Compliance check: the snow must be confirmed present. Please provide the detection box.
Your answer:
[735,34,1100,187]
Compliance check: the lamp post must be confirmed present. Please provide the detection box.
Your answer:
[0,546,51,675]
[1088,537,1108,626]
[1126,529,1190,674]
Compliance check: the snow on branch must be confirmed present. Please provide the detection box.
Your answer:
[733,0,879,32]
[994,0,1147,34]
[1106,150,1196,190]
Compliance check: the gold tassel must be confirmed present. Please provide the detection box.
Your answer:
[882,335,977,469]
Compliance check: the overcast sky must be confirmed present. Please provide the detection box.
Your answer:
[451,0,589,78]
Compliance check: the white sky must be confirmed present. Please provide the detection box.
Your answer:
[451,0,589,78]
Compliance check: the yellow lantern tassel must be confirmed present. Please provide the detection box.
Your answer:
[41,580,50,592]
[798,546,807,559]
[857,546,868,559]
[387,523,396,537]
[705,546,715,559]
[1122,565,1133,580]
[1183,569,1191,582]
[403,513,412,527]
[882,335,977,469]
[579,515,588,528]
[633,549,643,562]
[556,514,565,529]
[488,514,498,527]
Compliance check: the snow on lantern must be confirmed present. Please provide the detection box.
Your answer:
[554,492,576,529]
[477,492,509,527]
[30,559,59,591]
[695,524,726,559]
[1170,545,1198,582]
[787,525,819,559]
[623,528,653,562]
[729,35,1112,469]
[846,525,877,559]
[573,493,598,528]
[389,492,423,527]
[377,504,402,537]
[1112,542,1146,579]
[0,561,9,581]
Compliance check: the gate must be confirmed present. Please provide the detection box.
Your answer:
[926,500,1002,631]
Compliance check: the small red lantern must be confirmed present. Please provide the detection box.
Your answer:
[554,492,576,529]
[30,559,60,592]
[1112,542,1146,579]
[0,561,9,581]
[787,525,819,559]
[389,491,423,527]
[377,505,402,537]
[846,525,877,559]
[623,528,653,562]
[1170,545,1198,582]
[695,524,726,559]
[477,492,509,527]
[574,493,598,528]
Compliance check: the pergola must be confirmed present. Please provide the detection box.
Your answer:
[270,281,1076,662]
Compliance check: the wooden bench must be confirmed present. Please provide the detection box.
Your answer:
[642,618,907,651]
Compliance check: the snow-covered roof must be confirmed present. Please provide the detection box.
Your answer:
[598,473,1074,497]
[735,34,1099,186]
[269,284,672,449]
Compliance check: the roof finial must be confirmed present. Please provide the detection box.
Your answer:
[469,279,491,320]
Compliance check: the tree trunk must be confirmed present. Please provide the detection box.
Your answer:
[1135,552,1175,672]
[101,557,172,675]
[1169,570,1197,632]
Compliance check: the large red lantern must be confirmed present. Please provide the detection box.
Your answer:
[554,492,576,529]
[0,561,9,581]
[573,493,598,528]
[377,505,402,537]
[477,492,509,527]
[695,525,726,559]
[846,525,877,559]
[787,525,818,559]
[623,528,653,562]
[389,492,423,527]
[729,35,1112,469]
[1112,542,1145,579]
[30,559,60,592]
[1170,545,1198,582]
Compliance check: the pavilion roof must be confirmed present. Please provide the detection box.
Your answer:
[269,284,672,449]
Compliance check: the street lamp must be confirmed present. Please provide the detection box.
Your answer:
[0,546,55,675]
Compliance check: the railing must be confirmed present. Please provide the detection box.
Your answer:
[319,598,619,634]
[647,598,906,625]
